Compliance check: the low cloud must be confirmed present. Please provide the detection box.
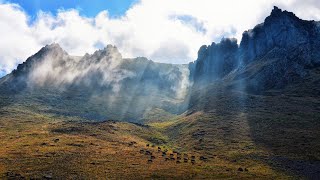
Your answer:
[0,0,320,76]
[27,44,135,94]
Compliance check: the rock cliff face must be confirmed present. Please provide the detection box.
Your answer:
[239,6,320,65]
[191,6,320,92]
[190,38,238,85]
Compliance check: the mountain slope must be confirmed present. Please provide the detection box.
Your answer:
[178,6,320,179]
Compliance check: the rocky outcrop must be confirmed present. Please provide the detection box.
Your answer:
[239,6,320,66]
[235,6,320,92]
[190,6,320,92]
[14,43,68,76]
[191,38,238,85]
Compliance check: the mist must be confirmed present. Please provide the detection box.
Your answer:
[11,43,193,122]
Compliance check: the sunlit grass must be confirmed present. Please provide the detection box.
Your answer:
[0,104,291,179]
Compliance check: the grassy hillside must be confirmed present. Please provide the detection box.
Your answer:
[0,96,293,179]
[149,67,320,179]
[1,46,320,179]
[0,68,319,179]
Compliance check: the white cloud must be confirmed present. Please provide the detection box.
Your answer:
[0,0,320,76]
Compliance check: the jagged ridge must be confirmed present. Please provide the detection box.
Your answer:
[191,6,320,92]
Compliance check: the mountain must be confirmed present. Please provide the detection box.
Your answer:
[180,6,320,179]
[0,43,191,122]
[191,6,320,92]
[0,6,320,179]
[189,38,238,85]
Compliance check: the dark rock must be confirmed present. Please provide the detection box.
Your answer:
[66,143,84,147]
[200,156,208,161]
[6,172,25,179]
[191,38,239,85]
[192,130,206,138]
[43,174,53,179]
[145,150,151,155]
[189,6,320,93]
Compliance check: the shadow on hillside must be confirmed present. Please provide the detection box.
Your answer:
[245,92,320,178]
[187,81,320,178]
[0,73,32,111]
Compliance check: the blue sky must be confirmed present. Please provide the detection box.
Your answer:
[5,0,137,18]
[0,70,5,77]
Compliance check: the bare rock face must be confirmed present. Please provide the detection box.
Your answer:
[191,38,238,85]
[14,43,68,75]
[236,6,320,92]
[190,6,320,92]
[239,6,320,66]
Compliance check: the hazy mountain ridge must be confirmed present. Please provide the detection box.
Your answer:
[0,43,191,121]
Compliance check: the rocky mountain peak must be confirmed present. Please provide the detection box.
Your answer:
[44,42,62,49]
[42,43,67,56]
[268,6,291,19]
[90,44,122,62]
[191,7,320,91]
[239,6,320,65]
[264,6,301,26]
[11,43,68,77]
[271,6,282,15]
